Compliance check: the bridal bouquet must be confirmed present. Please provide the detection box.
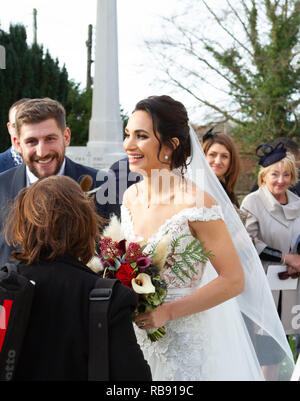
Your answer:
[92,216,169,342]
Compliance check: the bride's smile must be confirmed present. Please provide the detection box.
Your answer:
[123,110,173,175]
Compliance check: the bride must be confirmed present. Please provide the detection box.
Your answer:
[120,95,294,381]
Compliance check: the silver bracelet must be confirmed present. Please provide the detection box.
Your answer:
[282,252,286,265]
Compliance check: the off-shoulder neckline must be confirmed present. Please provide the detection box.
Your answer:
[121,204,222,244]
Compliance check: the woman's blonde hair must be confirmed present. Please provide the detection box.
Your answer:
[5,175,102,265]
[258,152,298,187]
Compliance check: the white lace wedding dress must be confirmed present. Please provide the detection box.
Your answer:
[121,204,265,381]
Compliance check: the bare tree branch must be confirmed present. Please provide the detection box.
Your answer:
[143,0,300,145]
[164,68,245,125]
[146,35,248,95]
[201,0,254,58]
[225,0,252,42]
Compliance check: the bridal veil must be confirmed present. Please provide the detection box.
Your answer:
[186,125,295,380]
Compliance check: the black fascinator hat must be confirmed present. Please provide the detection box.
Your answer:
[202,127,220,142]
[256,142,287,167]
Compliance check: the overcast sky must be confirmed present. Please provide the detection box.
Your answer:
[1,0,198,119]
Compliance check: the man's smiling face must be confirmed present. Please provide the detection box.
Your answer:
[14,118,71,178]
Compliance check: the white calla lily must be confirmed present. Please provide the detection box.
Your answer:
[131,273,155,294]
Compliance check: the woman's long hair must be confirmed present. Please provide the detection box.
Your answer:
[5,175,102,265]
[203,133,240,206]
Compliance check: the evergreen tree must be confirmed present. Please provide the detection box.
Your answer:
[65,81,92,146]
[0,24,70,152]
[0,23,128,152]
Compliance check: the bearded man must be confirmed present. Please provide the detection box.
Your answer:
[0,98,115,265]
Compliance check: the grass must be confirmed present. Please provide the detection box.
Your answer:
[288,335,297,362]
[278,336,298,380]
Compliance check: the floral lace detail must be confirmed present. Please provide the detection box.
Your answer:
[134,310,215,381]
[121,204,224,291]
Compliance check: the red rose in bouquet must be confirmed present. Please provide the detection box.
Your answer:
[115,263,137,288]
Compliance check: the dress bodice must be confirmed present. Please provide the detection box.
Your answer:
[121,204,224,296]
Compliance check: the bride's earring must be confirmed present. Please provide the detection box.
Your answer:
[165,155,169,161]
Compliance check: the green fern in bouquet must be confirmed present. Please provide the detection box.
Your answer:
[166,234,214,283]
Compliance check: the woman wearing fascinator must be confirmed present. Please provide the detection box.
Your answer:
[241,143,300,378]
[121,95,294,380]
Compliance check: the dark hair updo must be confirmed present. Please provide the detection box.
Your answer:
[133,95,191,172]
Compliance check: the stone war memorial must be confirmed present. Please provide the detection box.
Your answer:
[66,0,125,170]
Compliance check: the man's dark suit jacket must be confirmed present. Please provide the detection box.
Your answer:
[107,157,142,213]
[0,157,113,265]
[0,147,19,173]
[15,255,151,381]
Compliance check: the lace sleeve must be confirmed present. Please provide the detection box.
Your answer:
[185,205,224,223]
